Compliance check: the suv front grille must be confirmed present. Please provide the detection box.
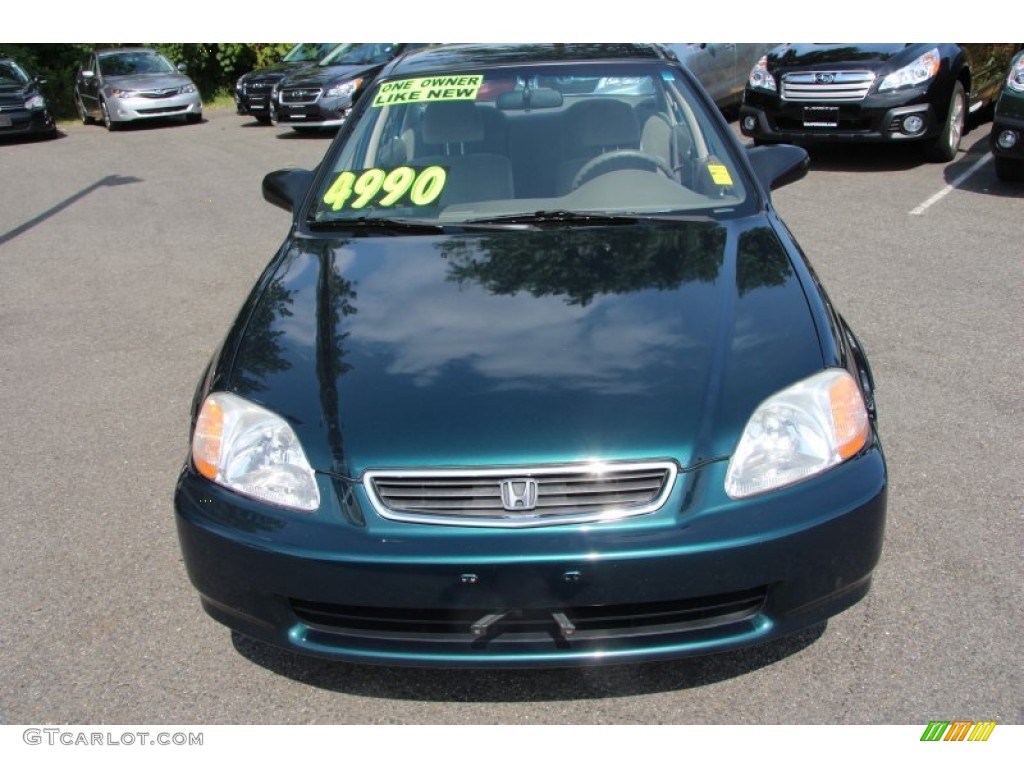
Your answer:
[280,87,321,104]
[781,71,875,102]
[364,460,677,528]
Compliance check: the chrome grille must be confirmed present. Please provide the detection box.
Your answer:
[781,71,875,102]
[244,80,274,94]
[365,461,677,528]
[138,87,182,99]
[281,87,321,104]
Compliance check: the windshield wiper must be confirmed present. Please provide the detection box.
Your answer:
[463,210,638,226]
[462,210,714,227]
[308,216,446,235]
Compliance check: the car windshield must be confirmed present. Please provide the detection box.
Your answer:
[283,43,343,63]
[320,43,399,67]
[98,50,176,77]
[0,60,30,86]
[310,59,752,226]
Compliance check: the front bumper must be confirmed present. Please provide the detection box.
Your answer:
[235,81,277,117]
[106,92,202,123]
[990,112,1024,161]
[0,107,55,138]
[175,446,887,668]
[741,88,940,144]
[276,97,351,128]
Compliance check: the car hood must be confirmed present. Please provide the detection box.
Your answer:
[278,62,380,88]
[223,221,824,477]
[241,61,309,81]
[768,43,920,71]
[103,72,194,91]
[0,83,33,98]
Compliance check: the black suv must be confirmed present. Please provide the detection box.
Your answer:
[271,43,429,132]
[0,54,56,140]
[235,43,343,124]
[740,43,1021,162]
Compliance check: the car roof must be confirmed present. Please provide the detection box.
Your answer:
[385,43,671,77]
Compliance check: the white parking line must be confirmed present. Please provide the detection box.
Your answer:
[909,153,993,215]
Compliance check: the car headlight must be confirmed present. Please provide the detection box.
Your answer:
[110,88,139,98]
[179,83,197,94]
[325,77,363,99]
[1008,55,1024,93]
[236,75,246,90]
[748,56,777,93]
[878,48,941,92]
[25,94,46,110]
[725,369,870,499]
[192,392,321,512]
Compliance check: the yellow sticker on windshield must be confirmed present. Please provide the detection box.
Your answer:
[373,74,483,107]
[322,166,447,211]
[707,164,734,186]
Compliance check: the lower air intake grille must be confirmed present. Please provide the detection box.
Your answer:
[291,587,768,643]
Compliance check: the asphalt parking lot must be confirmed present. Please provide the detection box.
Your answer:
[0,108,1020,725]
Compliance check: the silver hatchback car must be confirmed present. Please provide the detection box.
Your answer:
[74,48,202,130]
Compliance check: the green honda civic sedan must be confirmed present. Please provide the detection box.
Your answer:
[174,43,887,668]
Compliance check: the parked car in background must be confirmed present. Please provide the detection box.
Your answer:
[740,43,1022,161]
[271,42,430,132]
[990,50,1024,180]
[0,54,56,140]
[75,48,202,131]
[235,43,344,124]
[663,43,777,114]
[175,43,887,668]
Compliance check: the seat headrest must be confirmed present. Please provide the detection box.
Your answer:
[421,102,485,144]
[568,100,640,148]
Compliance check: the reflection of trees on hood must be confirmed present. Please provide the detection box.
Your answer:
[778,46,876,66]
[736,226,793,296]
[439,225,726,307]
[232,272,295,396]
[316,243,358,472]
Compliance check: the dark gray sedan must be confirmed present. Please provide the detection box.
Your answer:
[74,47,202,131]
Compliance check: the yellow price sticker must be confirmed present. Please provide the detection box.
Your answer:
[373,74,483,107]
[322,166,448,211]
[707,164,734,186]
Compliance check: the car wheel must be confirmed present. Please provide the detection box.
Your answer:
[926,81,965,163]
[994,156,1024,182]
[100,99,120,132]
[291,126,321,134]
[75,91,92,125]
[186,112,202,124]
[255,115,272,126]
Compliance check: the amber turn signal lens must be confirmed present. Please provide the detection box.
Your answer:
[830,374,869,460]
[192,398,224,479]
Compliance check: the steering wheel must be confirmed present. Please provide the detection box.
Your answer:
[571,150,674,190]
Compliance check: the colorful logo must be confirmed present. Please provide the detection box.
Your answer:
[920,721,997,741]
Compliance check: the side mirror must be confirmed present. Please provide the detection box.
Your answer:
[177,63,187,73]
[263,168,314,212]
[35,76,48,85]
[745,144,810,191]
